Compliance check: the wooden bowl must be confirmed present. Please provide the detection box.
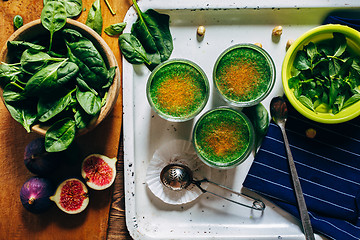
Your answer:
[0,18,120,136]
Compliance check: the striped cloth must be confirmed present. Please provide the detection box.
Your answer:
[243,105,360,240]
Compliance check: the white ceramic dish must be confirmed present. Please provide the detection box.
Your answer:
[123,0,360,239]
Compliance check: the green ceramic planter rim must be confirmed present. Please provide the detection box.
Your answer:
[213,43,276,107]
[282,24,360,124]
[192,107,255,169]
[146,58,210,122]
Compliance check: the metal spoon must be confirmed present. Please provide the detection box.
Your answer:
[160,163,265,211]
[270,96,315,240]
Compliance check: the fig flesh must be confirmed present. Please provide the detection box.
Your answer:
[81,154,117,190]
[50,178,89,214]
[24,137,62,176]
[20,177,54,214]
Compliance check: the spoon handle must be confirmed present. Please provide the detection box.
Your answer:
[279,124,315,240]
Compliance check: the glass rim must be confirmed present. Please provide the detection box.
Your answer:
[192,107,255,169]
[146,58,210,122]
[213,43,276,107]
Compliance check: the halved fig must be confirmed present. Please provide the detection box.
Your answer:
[50,178,89,214]
[81,154,117,190]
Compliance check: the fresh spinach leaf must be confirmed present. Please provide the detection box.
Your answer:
[23,59,67,96]
[118,33,150,65]
[0,64,23,88]
[242,103,269,148]
[76,88,101,115]
[41,1,67,51]
[13,15,23,29]
[45,118,76,152]
[105,22,126,36]
[76,77,98,95]
[4,100,37,133]
[86,0,103,35]
[3,82,25,102]
[63,28,109,90]
[37,89,74,122]
[7,40,46,52]
[56,61,79,85]
[103,66,116,89]
[74,107,93,129]
[131,0,173,64]
[44,0,83,18]
[20,49,65,73]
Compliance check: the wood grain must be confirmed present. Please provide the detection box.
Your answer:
[0,0,132,239]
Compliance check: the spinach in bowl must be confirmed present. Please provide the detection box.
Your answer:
[0,22,117,152]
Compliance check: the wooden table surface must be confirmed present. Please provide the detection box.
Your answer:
[0,0,132,239]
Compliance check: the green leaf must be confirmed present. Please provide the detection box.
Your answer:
[242,103,269,148]
[329,80,340,107]
[118,33,150,65]
[74,107,93,129]
[76,88,102,115]
[76,77,98,95]
[41,1,67,51]
[102,66,116,89]
[37,90,73,122]
[23,59,67,96]
[288,75,300,89]
[44,0,83,18]
[306,42,317,62]
[131,1,173,63]
[298,95,314,111]
[13,15,23,29]
[4,101,37,133]
[105,22,126,36]
[351,58,360,76]
[3,82,25,102]
[86,0,103,35]
[56,61,79,85]
[294,50,311,70]
[0,63,23,88]
[333,32,347,57]
[329,58,341,77]
[20,49,57,73]
[7,40,46,52]
[45,118,76,152]
[334,95,345,113]
[63,28,108,90]
[343,93,360,109]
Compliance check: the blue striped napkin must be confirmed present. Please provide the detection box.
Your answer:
[243,105,360,240]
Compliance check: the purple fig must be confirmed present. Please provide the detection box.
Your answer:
[20,177,54,214]
[24,137,62,176]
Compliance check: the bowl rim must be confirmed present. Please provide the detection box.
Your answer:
[0,18,121,136]
[146,58,210,122]
[213,43,276,107]
[282,24,360,124]
[192,106,255,169]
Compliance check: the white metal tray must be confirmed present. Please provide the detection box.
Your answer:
[122,1,360,239]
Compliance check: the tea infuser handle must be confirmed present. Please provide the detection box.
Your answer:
[193,180,265,211]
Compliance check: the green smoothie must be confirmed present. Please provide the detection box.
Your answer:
[147,59,209,121]
[193,108,255,168]
[214,44,275,107]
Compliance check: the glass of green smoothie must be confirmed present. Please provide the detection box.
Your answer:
[147,59,210,122]
[213,44,276,107]
[193,107,255,169]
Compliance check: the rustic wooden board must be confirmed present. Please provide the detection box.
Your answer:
[0,0,132,239]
